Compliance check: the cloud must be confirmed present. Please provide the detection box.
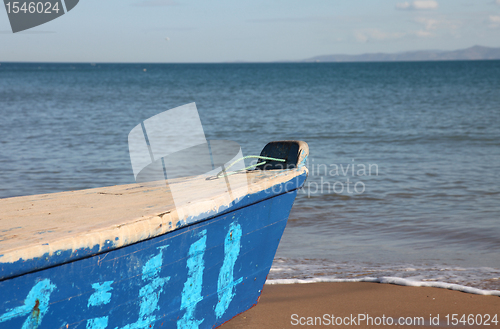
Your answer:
[134,0,178,6]
[414,30,433,37]
[354,29,406,42]
[490,15,500,28]
[396,1,438,10]
[497,0,500,4]
[413,17,439,30]
[410,16,460,37]
[411,17,438,37]
[396,2,411,9]
[354,32,369,43]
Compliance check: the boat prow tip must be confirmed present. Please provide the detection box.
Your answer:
[257,140,309,171]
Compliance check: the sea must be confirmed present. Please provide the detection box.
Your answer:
[1,61,499,294]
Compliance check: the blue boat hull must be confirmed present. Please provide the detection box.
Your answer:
[0,187,300,328]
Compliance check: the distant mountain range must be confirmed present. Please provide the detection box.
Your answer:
[303,45,500,63]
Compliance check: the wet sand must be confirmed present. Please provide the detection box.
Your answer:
[220,282,500,328]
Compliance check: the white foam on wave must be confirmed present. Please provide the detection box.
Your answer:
[267,258,500,296]
[265,276,500,296]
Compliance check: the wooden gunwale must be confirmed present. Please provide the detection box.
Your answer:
[0,167,307,270]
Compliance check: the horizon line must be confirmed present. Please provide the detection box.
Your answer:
[2,58,500,65]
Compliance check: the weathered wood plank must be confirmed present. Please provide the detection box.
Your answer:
[0,167,307,276]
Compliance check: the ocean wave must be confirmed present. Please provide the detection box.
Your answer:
[268,258,500,293]
[265,276,500,296]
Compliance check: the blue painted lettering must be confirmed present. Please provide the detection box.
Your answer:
[0,278,56,329]
[88,281,113,307]
[87,281,113,329]
[86,316,108,329]
[215,222,243,318]
[118,245,170,329]
[177,230,207,329]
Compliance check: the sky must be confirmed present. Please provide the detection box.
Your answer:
[1,0,500,62]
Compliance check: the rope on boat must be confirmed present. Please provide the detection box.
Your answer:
[216,155,286,178]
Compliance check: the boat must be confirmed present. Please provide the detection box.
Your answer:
[0,140,309,329]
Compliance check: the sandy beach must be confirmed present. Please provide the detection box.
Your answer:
[220,282,500,328]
